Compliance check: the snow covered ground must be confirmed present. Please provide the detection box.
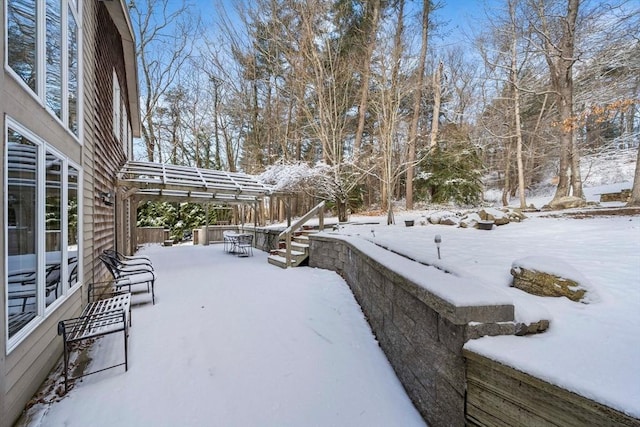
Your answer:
[21,182,640,424]
[22,245,425,427]
[337,182,640,419]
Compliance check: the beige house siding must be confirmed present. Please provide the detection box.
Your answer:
[1,1,138,425]
[82,0,98,290]
[3,293,81,425]
[89,2,129,282]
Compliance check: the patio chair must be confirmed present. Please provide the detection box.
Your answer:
[222,231,235,253]
[104,249,154,269]
[100,255,156,304]
[237,234,254,257]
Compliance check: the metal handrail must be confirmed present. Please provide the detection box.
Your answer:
[278,201,325,267]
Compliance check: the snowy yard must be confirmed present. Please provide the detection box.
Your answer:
[23,245,425,427]
[21,183,640,425]
[336,185,640,419]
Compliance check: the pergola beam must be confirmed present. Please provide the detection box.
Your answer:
[116,161,272,205]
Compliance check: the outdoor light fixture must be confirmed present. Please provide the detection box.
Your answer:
[97,191,114,206]
[434,234,442,259]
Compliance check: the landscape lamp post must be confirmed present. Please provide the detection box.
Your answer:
[434,234,441,259]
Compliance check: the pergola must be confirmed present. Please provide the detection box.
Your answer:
[116,161,272,204]
[115,161,273,252]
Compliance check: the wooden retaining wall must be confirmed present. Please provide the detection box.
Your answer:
[465,350,640,426]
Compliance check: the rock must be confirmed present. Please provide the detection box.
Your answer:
[514,320,551,336]
[544,196,586,210]
[494,216,510,226]
[478,208,510,225]
[508,210,527,221]
[440,216,460,226]
[465,322,517,340]
[460,212,481,228]
[428,210,458,225]
[510,257,588,302]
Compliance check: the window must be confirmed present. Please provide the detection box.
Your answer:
[122,103,130,158]
[7,0,37,91]
[6,0,81,137]
[67,166,79,287]
[46,0,63,118]
[67,6,79,135]
[5,118,82,346]
[45,151,62,307]
[6,127,40,334]
[112,70,121,141]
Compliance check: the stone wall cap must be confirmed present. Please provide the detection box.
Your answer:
[311,233,514,324]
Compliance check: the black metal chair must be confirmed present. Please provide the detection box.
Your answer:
[100,255,156,304]
[237,234,254,257]
[104,249,154,270]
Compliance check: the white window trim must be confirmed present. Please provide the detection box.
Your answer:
[4,116,83,353]
[4,0,83,143]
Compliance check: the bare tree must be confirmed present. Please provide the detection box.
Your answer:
[477,0,540,208]
[529,0,583,204]
[353,0,383,156]
[130,0,201,162]
[406,0,432,209]
[508,0,527,208]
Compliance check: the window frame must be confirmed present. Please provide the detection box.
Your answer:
[4,0,82,142]
[4,116,83,352]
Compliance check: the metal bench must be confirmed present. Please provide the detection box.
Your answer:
[57,287,131,392]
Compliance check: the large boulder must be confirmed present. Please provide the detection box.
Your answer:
[428,210,458,225]
[459,212,481,228]
[479,208,510,225]
[510,256,590,303]
[544,196,586,210]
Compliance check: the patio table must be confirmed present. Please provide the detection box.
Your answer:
[223,232,252,255]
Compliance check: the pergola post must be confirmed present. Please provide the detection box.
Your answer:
[204,204,209,246]
[129,196,138,254]
[115,190,124,255]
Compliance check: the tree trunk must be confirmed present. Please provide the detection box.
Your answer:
[538,0,582,203]
[628,146,640,206]
[213,79,222,169]
[429,61,443,150]
[570,137,583,198]
[353,1,381,156]
[406,0,430,210]
[509,8,527,209]
[502,139,512,207]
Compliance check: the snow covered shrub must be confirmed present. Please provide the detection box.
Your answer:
[416,140,483,206]
[137,201,226,241]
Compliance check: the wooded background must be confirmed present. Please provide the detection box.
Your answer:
[129,0,640,225]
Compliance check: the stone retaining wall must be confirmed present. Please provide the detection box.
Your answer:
[308,233,515,427]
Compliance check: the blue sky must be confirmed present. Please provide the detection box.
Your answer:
[179,0,484,48]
